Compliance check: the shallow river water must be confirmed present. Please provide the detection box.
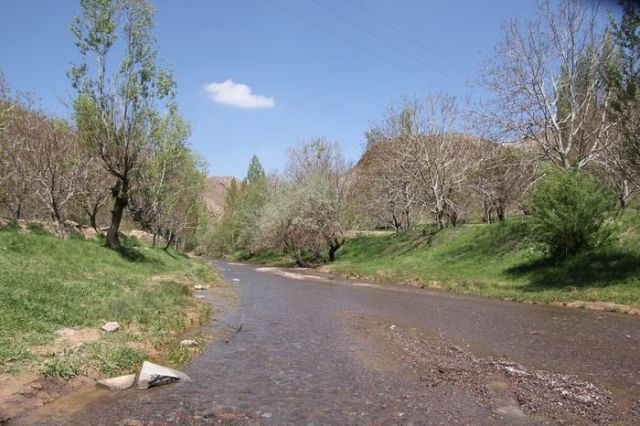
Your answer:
[17,261,640,425]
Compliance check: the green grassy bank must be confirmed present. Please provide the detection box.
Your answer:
[324,216,640,310]
[247,212,640,311]
[0,223,218,378]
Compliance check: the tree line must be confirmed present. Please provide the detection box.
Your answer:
[0,0,209,250]
[210,0,640,263]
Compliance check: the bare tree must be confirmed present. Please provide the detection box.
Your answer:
[469,141,536,222]
[25,117,83,238]
[480,0,615,169]
[374,94,473,229]
[1,102,38,220]
[356,131,418,231]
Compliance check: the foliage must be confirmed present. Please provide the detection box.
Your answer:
[525,166,619,258]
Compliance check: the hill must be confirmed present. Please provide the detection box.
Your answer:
[203,176,234,221]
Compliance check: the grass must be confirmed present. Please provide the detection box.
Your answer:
[247,211,640,309]
[0,223,219,377]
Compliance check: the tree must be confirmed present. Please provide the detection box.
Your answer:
[128,109,191,243]
[256,139,351,264]
[1,100,39,220]
[26,117,83,238]
[245,154,266,185]
[481,0,615,170]
[70,0,176,249]
[289,139,351,260]
[603,1,640,207]
[373,95,473,229]
[469,142,536,223]
[76,156,112,231]
[357,130,417,231]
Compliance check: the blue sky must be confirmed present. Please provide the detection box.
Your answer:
[0,0,606,178]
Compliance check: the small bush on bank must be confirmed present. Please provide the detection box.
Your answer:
[525,166,619,259]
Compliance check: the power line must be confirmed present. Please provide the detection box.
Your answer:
[346,0,467,77]
[263,0,441,88]
[311,0,464,86]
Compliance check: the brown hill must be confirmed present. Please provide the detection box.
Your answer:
[203,176,235,221]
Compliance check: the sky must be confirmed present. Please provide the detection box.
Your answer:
[0,0,613,178]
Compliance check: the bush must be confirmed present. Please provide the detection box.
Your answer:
[525,167,619,258]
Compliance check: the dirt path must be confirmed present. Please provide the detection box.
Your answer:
[16,261,640,424]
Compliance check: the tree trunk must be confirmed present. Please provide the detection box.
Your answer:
[618,179,629,209]
[495,198,506,221]
[390,213,400,233]
[294,249,303,267]
[57,217,68,240]
[164,231,175,251]
[328,238,344,262]
[106,179,128,249]
[435,209,445,230]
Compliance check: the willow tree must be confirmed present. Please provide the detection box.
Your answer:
[70,0,176,248]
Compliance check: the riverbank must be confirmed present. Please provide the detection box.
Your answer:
[246,215,640,313]
[0,223,224,421]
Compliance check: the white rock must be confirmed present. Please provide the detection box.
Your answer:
[231,278,240,282]
[502,366,530,377]
[137,361,191,389]
[193,284,206,290]
[101,321,120,333]
[194,295,206,299]
[97,374,136,390]
[389,324,396,330]
[261,413,272,419]
[180,339,198,347]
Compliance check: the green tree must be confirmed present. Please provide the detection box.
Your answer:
[70,0,176,249]
[525,166,619,258]
[610,1,640,168]
[235,157,268,254]
[245,154,266,185]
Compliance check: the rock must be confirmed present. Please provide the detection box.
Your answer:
[261,412,272,419]
[389,324,397,330]
[502,366,530,377]
[137,361,191,389]
[97,374,136,390]
[101,321,120,333]
[180,339,198,347]
[231,278,240,282]
[194,295,206,299]
[193,284,206,290]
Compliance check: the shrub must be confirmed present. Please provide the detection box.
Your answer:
[525,167,619,258]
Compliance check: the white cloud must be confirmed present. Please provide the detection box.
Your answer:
[203,79,274,109]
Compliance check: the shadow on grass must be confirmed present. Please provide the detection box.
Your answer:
[506,250,640,290]
[114,246,152,263]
